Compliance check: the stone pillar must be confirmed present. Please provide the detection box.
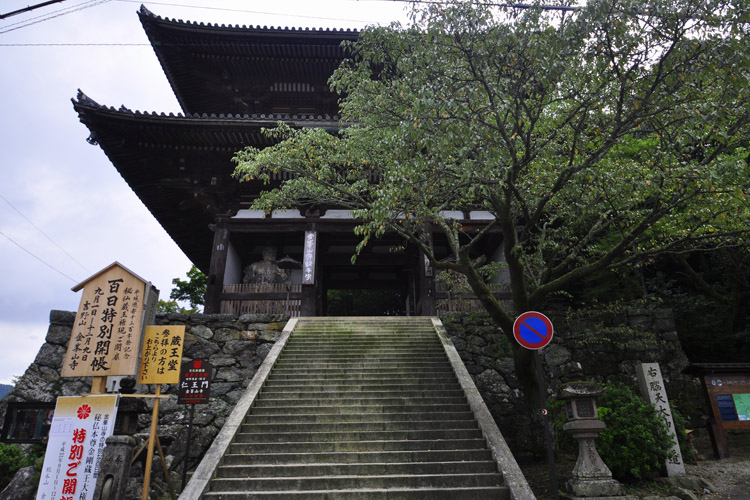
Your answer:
[93,435,137,500]
[204,220,230,314]
[636,362,685,476]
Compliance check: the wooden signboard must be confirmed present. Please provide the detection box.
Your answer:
[138,326,185,385]
[178,360,213,405]
[686,363,750,458]
[302,230,317,285]
[62,263,148,378]
[36,395,119,500]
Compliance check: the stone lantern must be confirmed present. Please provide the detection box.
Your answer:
[94,377,146,500]
[559,382,635,499]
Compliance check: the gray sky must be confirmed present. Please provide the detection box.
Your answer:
[0,0,409,384]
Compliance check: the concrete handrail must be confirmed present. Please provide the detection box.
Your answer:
[178,318,297,500]
[431,317,537,500]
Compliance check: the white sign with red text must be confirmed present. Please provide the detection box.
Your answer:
[36,395,119,500]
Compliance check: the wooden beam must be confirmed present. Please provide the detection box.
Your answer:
[204,221,230,314]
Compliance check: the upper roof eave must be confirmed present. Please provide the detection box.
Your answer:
[72,90,345,129]
[138,4,361,38]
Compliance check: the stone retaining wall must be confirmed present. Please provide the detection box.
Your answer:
[441,308,703,451]
[0,308,704,498]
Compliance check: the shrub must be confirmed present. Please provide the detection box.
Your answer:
[552,382,675,481]
[0,442,36,489]
[595,382,675,480]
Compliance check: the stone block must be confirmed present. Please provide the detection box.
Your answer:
[0,466,37,500]
[34,343,65,369]
[215,327,241,342]
[49,310,75,326]
[190,324,214,340]
[208,355,236,368]
[257,343,273,360]
[545,344,572,367]
[46,324,72,345]
[565,477,625,497]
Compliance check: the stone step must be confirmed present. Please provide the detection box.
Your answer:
[221,448,494,465]
[249,403,471,415]
[244,412,474,424]
[190,317,521,500]
[252,396,469,407]
[239,419,478,434]
[272,359,451,367]
[202,486,509,500]
[232,428,484,443]
[278,350,446,357]
[229,438,488,454]
[265,372,456,382]
[267,368,456,377]
[263,377,460,391]
[257,389,465,399]
[209,472,503,492]
[216,460,498,478]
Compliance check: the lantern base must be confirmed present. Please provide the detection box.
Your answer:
[564,477,629,498]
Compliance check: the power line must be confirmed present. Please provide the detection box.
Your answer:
[0,230,79,283]
[115,0,378,24]
[0,0,68,20]
[0,192,91,274]
[0,0,111,35]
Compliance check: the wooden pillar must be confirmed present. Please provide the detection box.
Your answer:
[204,220,230,314]
[419,227,437,316]
[300,227,319,316]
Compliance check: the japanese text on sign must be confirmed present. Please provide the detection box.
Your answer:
[36,395,118,500]
[138,326,185,385]
[302,231,316,285]
[636,362,685,476]
[62,264,147,378]
[178,360,213,404]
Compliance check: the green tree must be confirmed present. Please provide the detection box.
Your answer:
[158,265,206,313]
[233,0,750,400]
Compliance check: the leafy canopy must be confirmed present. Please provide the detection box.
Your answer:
[158,265,206,313]
[233,0,750,339]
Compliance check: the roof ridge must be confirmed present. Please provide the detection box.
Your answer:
[73,95,341,122]
[137,3,359,34]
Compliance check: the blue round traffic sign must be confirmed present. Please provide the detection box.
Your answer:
[513,311,554,350]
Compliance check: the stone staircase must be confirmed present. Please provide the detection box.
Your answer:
[182,317,534,500]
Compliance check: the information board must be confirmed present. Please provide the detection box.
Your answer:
[36,395,118,500]
[138,326,185,385]
[178,360,213,405]
[62,263,147,378]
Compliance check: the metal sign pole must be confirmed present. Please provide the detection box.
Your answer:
[535,350,559,500]
[181,404,196,490]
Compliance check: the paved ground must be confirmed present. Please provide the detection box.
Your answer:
[519,430,750,499]
[687,430,750,500]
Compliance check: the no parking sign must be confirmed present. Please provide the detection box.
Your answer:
[513,311,554,350]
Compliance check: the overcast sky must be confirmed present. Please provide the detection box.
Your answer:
[0,0,410,385]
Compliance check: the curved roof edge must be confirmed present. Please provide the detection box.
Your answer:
[138,4,360,36]
[73,90,343,125]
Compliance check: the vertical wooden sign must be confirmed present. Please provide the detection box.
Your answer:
[62,263,148,378]
[302,230,317,285]
[138,326,186,385]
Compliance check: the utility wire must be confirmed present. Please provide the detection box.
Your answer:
[0,230,79,283]
[1,0,68,20]
[370,0,579,11]
[0,0,111,35]
[0,192,91,274]
[114,0,393,25]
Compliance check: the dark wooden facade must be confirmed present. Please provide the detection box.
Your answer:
[73,7,505,316]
